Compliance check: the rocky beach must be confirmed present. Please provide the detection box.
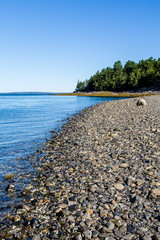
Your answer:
[0,95,160,240]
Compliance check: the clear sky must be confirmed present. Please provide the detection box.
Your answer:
[0,0,160,93]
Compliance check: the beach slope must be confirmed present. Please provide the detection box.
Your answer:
[1,95,160,240]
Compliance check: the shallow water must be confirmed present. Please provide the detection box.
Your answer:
[0,93,125,217]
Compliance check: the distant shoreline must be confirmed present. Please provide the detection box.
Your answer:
[54,90,160,98]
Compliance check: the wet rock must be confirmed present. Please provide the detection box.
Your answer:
[22,205,31,211]
[0,230,6,237]
[4,174,15,180]
[6,184,15,193]
[30,218,39,228]
[14,215,21,222]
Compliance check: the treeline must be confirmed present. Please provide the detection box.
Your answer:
[76,57,160,92]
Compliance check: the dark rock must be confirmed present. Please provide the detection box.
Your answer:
[130,195,136,203]
[6,184,15,193]
[127,224,136,233]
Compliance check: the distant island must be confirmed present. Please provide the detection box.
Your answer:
[75,57,160,92]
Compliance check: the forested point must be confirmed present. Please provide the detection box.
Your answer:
[75,57,160,92]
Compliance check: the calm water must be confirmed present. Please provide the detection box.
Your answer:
[0,93,124,217]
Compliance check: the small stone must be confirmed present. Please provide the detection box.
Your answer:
[100,209,108,218]
[99,233,110,238]
[110,133,118,137]
[122,212,129,220]
[127,176,134,185]
[108,222,115,230]
[83,230,92,238]
[130,195,136,203]
[92,230,99,238]
[5,233,14,238]
[86,208,93,214]
[151,180,160,187]
[127,224,136,233]
[85,219,95,226]
[14,215,21,222]
[0,230,6,237]
[90,184,98,192]
[72,187,80,193]
[74,234,82,240]
[114,183,124,190]
[120,163,129,168]
[114,230,123,237]
[120,225,127,233]
[54,191,61,198]
[152,188,160,197]
[30,218,39,228]
[8,227,22,235]
[23,205,31,211]
[5,174,15,180]
[142,235,152,240]
[139,227,148,232]
[58,204,67,209]
[32,234,41,240]
[114,219,123,227]
[6,184,15,192]
[123,234,134,239]
[136,178,144,186]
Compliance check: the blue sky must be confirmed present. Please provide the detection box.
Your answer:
[0,0,160,92]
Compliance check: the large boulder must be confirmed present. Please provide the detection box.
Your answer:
[137,98,147,106]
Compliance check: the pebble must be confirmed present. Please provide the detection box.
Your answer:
[152,188,160,197]
[142,235,152,240]
[100,209,108,218]
[32,234,41,240]
[4,174,15,180]
[114,183,124,190]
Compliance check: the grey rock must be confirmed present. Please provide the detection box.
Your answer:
[92,230,99,238]
[32,234,41,240]
[142,235,152,240]
[83,230,92,239]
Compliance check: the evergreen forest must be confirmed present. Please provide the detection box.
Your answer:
[75,57,160,92]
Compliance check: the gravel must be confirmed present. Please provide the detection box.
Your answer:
[0,95,160,240]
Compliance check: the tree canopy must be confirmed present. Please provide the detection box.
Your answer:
[75,57,160,92]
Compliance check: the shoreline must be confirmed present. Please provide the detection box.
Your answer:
[54,90,160,98]
[1,95,160,239]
